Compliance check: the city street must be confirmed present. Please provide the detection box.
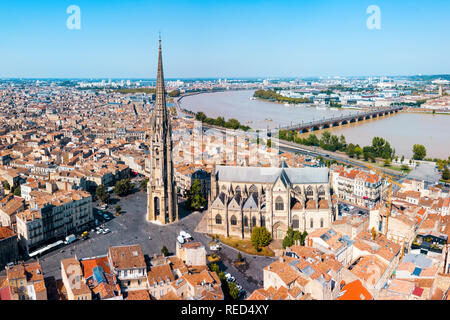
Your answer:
[17,189,273,297]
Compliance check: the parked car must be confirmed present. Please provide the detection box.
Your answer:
[210,244,221,251]
[64,234,76,245]
[179,230,188,238]
[177,235,185,244]
[103,214,110,220]
[225,273,235,282]
[103,229,111,234]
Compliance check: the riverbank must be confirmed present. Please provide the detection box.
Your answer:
[179,90,450,158]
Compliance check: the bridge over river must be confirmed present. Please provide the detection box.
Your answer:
[278,106,404,133]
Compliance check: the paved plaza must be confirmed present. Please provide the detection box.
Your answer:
[15,189,274,297]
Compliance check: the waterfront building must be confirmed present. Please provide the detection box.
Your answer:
[147,39,178,224]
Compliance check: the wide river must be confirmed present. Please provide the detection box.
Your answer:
[180,90,450,159]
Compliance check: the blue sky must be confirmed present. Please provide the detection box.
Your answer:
[0,0,449,78]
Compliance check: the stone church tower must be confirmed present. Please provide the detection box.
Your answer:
[147,39,178,224]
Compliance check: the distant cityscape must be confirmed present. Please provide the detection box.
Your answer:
[0,36,449,303]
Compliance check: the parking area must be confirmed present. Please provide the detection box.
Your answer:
[337,202,369,218]
[19,189,272,298]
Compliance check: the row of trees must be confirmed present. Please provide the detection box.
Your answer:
[195,112,250,131]
[253,89,310,104]
[209,263,241,300]
[282,227,308,249]
[279,130,398,162]
[96,178,134,203]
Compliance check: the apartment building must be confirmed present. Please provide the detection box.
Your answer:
[305,228,354,267]
[61,257,92,300]
[331,165,384,209]
[107,245,148,292]
[0,195,25,231]
[16,190,93,254]
[0,227,19,268]
[5,262,47,300]
[175,242,207,267]
[261,246,343,300]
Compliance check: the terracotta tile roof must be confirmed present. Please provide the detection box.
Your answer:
[125,289,151,300]
[108,245,146,270]
[160,290,181,300]
[338,279,373,300]
[147,264,175,285]
[0,227,16,240]
[80,256,111,279]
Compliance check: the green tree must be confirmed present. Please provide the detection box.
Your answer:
[168,89,180,97]
[401,155,405,163]
[401,164,410,171]
[383,158,391,167]
[114,179,133,196]
[96,184,110,203]
[442,166,450,181]
[412,144,427,160]
[267,139,272,148]
[237,252,243,262]
[228,281,240,300]
[13,185,21,197]
[225,118,241,130]
[140,178,149,190]
[187,179,206,211]
[3,181,10,191]
[346,143,356,158]
[114,205,121,215]
[195,112,207,122]
[209,263,220,273]
[161,245,169,257]
[354,146,363,159]
[251,227,272,251]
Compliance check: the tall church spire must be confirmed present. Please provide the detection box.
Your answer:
[147,37,178,225]
[155,38,167,114]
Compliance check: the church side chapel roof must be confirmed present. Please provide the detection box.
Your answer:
[243,193,258,210]
[211,192,227,208]
[215,166,329,185]
[306,200,317,209]
[291,198,304,210]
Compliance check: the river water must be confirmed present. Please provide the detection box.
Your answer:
[180,90,450,159]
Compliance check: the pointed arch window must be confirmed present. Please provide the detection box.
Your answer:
[292,215,299,229]
[306,186,314,198]
[230,215,237,226]
[249,184,258,196]
[243,216,249,227]
[215,214,222,225]
[310,218,314,229]
[275,196,284,211]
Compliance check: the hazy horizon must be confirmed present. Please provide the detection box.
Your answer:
[1,0,449,78]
